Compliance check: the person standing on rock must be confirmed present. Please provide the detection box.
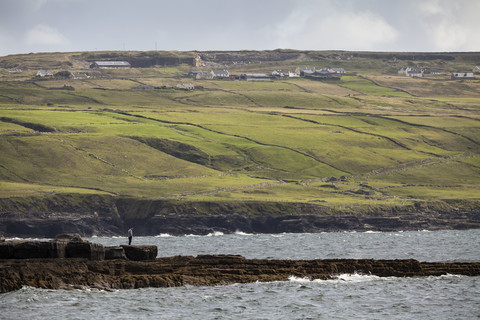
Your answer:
[128,226,133,245]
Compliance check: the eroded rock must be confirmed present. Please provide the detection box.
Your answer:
[105,246,127,260]
[121,245,157,261]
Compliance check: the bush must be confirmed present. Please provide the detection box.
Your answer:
[54,70,72,79]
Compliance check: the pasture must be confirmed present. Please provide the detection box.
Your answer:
[0,52,479,213]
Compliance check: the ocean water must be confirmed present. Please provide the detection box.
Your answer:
[1,229,479,319]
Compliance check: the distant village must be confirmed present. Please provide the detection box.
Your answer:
[187,67,346,81]
[397,67,478,80]
[30,60,480,88]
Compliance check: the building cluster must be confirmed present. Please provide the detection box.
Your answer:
[398,67,477,80]
[32,59,479,84]
[188,67,345,81]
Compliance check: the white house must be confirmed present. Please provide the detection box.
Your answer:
[288,71,299,78]
[176,83,195,90]
[451,72,475,80]
[398,67,423,77]
[326,68,346,74]
[211,70,229,78]
[407,69,423,77]
[272,70,291,77]
[36,70,53,77]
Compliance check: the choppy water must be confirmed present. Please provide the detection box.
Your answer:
[91,229,480,261]
[2,229,480,319]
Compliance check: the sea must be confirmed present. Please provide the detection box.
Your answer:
[1,229,479,319]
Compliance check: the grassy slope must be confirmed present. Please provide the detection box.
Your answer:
[0,50,479,213]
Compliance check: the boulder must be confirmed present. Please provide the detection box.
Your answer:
[121,245,157,261]
[105,246,127,260]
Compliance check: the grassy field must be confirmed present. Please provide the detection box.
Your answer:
[0,50,479,212]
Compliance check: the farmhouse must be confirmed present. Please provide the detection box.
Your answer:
[90,61,131,69]
[272,70,290,78]
[473,66,480,74]
[398,67,423,77]
[451,72,475,80]
[176,83,195,90]
[211,70,229,78]
[407,69,423,77]
[324,68,346,74]
[36,70,53,77]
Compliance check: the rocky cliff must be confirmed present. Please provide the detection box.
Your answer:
[1,195,479,237]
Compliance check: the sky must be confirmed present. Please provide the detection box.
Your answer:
[0,0,479,57]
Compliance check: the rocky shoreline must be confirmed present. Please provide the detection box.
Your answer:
[2,255,480,293]
[1,235,479,293]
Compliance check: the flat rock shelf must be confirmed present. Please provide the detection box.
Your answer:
[1,255,479,293]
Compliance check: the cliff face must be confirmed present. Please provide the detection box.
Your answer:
[1,255,479,293]
[1,195,479,237]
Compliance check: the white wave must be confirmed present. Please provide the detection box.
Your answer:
[289,273,395,284]
[364,231,380,234]
[333,273,385,282]
[426,273,465,280]
[234,230,252,236]
[290,273,468,284]
[154,233,172,238]
[206,231,224,237]
[5,237,50,241]
[288,276,314,283]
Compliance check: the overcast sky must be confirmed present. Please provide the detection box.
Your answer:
[0,0,479,57]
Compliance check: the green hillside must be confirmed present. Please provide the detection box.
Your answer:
[1,50,479,213]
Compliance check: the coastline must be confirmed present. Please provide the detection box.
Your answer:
[1,195,479,238]
[2,255,480,293]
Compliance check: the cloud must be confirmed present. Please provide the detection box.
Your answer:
[416,0,480,51]
[270,9,398,51]
[24,24,70,46]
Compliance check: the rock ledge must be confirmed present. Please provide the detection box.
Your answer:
[1,255,479,293]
